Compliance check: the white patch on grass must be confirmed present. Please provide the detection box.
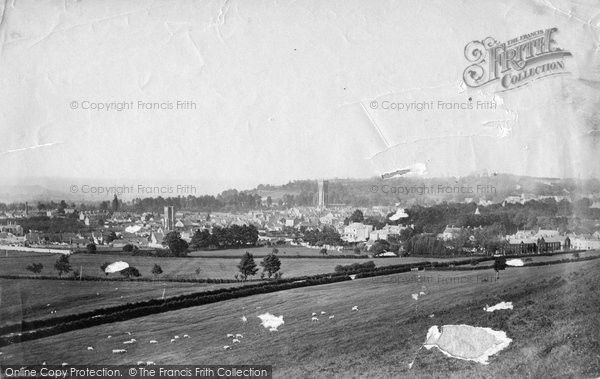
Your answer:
[412,294,419,301]
[484,302,513,312]
[112,349,126,354]
[423,325,512,364]
[351,306,359,311]
[105,262,129,273]
[149,340,158,344]
[257,313,284,332]
[241,315,247,323]
[506,259,524,267]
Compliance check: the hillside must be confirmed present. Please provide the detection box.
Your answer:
[253,174,600,206]
[2,260,598,377]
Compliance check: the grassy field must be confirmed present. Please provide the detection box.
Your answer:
[0,279,248,327]
[0,253,432,280]
[189,246,355,257]
[188,246,472,259]
[1,259,598,378]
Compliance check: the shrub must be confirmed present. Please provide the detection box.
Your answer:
[100,262,110,274]
[54,255,72,277]
[120,266,141,278]
[25,263,43,275]
[151,264,163,276]
[334,261,376,273]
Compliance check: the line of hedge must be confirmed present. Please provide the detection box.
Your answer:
[187,254,374,259]
[0,275,254,284]
[422,253,600,271]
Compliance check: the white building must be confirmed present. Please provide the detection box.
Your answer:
[369,230,389,241]
[570,237,600,250]
[342,223,373,242]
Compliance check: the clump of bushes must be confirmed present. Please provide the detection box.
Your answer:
[334,261,376,273]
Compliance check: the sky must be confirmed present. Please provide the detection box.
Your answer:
[1,0,599,194]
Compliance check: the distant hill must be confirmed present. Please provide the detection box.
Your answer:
[251,174,600,206]
[0,185,76,204]
[1,174,599,206]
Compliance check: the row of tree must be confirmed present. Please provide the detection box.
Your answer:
[189,225,259,250]
[25,251,281,281]
[393,199,597,235]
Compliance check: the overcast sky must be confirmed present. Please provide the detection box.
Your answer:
[1,0,599,193]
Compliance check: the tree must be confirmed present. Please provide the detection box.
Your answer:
[266,196,273,207]
[122,244,134,252]
[106,231,118,243]
[493,257,507,279]
[54,254,72,277]
[58,200,67,213]
[163,231,189,257]
[363,216,385,230]
[271,247,279,255]
[238,252,258,281]
[26,262,43,275]
[371,240,390,256]
[86,242,97,253]
[120,266,141,278]
[319,248,328,256]
[260,253,281,279]
[399,227,417,242]
[151,264,163,276]
[349,209,364,223]
[190,229,212,249]
[99,201,110,211]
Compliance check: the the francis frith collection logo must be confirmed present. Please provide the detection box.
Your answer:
[463,28,572,91]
